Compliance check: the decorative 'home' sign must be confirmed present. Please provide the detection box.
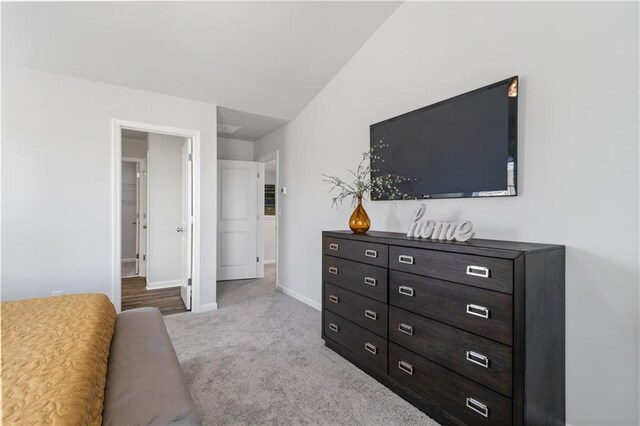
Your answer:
[406,203,475,242]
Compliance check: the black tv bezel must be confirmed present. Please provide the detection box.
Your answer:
[369,76,518,201]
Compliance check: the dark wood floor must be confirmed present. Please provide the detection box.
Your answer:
[122,277,187,316]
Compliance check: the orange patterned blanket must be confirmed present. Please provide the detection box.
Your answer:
[1,294,116,425]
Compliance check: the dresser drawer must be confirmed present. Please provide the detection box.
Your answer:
[389,246,513,294]
[324,283,388,337]
[389,306,512,397]
[322,255,387,303]
[324,310,387,373]
[390,343,512,426]
[323,237,388,268]
[390,270,512,345]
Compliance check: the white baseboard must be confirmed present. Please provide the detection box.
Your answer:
[146,280,181,290]
[276,284,321,311]
[122,258,136,263]
[264,259,276,264]
[199,302,218,312]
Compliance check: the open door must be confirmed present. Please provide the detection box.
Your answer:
[217,160,263,281]
[180,138,193,310]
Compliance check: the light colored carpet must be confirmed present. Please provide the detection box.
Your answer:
[214,263,278,308]
[164,266,438,425]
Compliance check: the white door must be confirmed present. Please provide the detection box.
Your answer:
[217,160,261,280]
[180,139,193,310]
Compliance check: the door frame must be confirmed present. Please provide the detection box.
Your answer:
[180,138,193,310]
[112,119,202,313]
[257,151,279,287]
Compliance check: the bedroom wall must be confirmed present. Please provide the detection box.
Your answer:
[254,2,639,425]
[1,66,219,311]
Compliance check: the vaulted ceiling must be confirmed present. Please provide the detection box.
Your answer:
[3,2,400,139]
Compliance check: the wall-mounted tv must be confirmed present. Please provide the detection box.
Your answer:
[370,76,518,200]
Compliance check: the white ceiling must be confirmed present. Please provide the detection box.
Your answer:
[3,1,400,141]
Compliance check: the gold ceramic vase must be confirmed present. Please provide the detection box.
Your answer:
[349,196,371,234]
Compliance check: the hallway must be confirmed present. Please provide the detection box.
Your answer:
[122,264,276,315]
[122,277,187,315]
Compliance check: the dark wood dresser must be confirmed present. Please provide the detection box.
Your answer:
[321,230,565,426]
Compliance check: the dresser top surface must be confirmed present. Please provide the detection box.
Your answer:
[323,230,564,259]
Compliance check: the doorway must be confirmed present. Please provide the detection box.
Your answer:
[258,151,279,290]
[113,120,202,314]
[216,159,265,281]
[215,151,279,308]
[261,157,277,284]
[121,130,191,314]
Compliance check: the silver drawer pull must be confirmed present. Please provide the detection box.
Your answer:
[364,343,377,355]
[328,266,338,275]
[364,310,377,320]
[398,323,414,336]
[398,255,414,265]
[398,286,414,297]
[364,249,378,258]
[466,351,489,368]
[466,397,489,418]
[364,277,377,286]
[466,265,490,278]
[466,304,490,318]
[329,323,339,332]
[398,360,414,375]
[329,295,339,304]
[329,243,339,251]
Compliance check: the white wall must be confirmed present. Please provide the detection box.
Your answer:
[265,169,276,186]
[1,66,218,310]
[147,134,184,286]
[218,137,254,161]
[254,3,639,424]
[263,217,276,263]
[121,161,137,260]
[122,137,147,159]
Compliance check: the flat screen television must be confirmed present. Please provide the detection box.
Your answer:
[370,76,518,200]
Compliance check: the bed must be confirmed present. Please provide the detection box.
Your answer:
[1,294,200,425]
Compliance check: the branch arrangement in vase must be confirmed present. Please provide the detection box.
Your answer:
[322,141,413,233]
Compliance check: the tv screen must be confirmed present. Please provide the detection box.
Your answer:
[370,77,518,200]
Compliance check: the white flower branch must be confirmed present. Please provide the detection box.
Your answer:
[322,139,414,208]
